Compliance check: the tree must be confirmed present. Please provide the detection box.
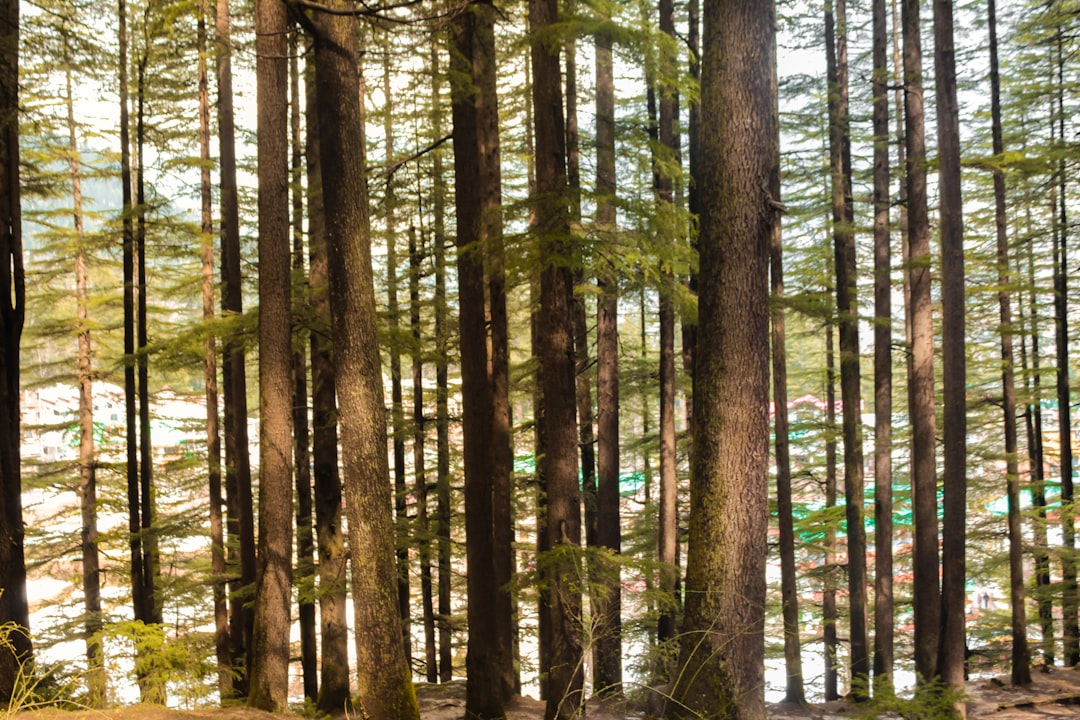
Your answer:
[309,2,419,717]
[247,0,293,710]
[987,0,1030,687]
[902,0,940,683]
[667,1,776,717]
[0,0,30,701]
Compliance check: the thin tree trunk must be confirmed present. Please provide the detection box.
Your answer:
[197,2,230,698]
[67,52,104,706]
[215,0,255,690]
[594,0,622,693]
[290,34,317,702]
[410,226,437,683]
[902,0,940,683]
[430,41,454,685]
[988,0,1030,687]
[311,4,420,717]
[824,318,839,703]
[248,0,294,709]
[871,0,894,693]
[305,50,351,714]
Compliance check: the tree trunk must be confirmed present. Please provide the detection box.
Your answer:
[197,2,230,699]
[902,0,940,683]
[824,319,838,702]
[871,0,894,693]
[770,128,803,705]
[594,4,622,694]
[825,0,869,692]
[451,3,504,715]
[658,288,678,645]
[430,41,454,685]
[248,0,294,709]
[987,0,1030,688]
[305,52,351,713]
[0,0,28,701]
[529,0,584,712]
[1051,29,1076,669]
[311,5,419,719]
[290,36,317,702]
[214,0,256,690]
[667,2,776,717]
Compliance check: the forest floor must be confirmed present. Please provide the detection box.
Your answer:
[15,666,1080,720]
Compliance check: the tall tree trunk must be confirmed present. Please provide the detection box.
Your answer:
[529,0,584,712]
[988,0,1030,687]
[594,0,622,694]
[1051,27,1077,668]
[871,0,894,693]
[311,4,420,718]
[824,318,838,702]
[290,35,317,702]
[214,0,256,690]
[825,0,869,692]
[305,53,351,714]
[382,55,412,668]
[0,0,29,701]
[770,170,804,705]
[410,226,437,683]
[197,0,230,698]
[248,0,293,709]
[430,41,454,685]
[902,0,940,683]
[933,0,967,702]
[66,51,104,705]
[668,2,776,717]
[451,3,504,715]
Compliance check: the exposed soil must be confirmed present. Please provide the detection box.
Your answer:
[15,666,1080,720]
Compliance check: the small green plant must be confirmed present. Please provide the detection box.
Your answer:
[0,621,81,717]
[852,677,967,720]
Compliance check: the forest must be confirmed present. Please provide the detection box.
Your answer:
[0,0,1078,717]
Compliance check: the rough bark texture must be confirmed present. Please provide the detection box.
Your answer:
[312,4,420,719]
[0,0,27,701]
[825,0,869,692]
[902,0,940,683]
[197,3,230,698]
[987,0,1029,687]
[529,0,584,713]
[594,4,622,694]
[871,0,894,691]
[214,0,255,690]
[451,3,504,715]
[248,0,294,710]
[667,2,775,718]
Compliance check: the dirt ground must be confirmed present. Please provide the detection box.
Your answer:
[15,666,1080,720]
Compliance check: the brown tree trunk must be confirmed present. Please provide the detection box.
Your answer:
[310,4,419,718]
[248,0,294,709]
[902,0,940,683]
[451,3,504,715]
[933,0,967,703]
[825,0,869,692]
[305,53,351,713]
[987,0,1030,688]
[824,319,838,703]
[214,0,255,690]
[594,2,622,693]
[0,0,29,701]
[290,36,317,702]
[530,0,584,712]
[871,0,894,693]
[430,41,454,685]
[197,1,230,698]
[668,2,776,717]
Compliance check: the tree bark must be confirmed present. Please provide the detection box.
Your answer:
[667,2,776,717]
[824,318,838,702]
[902,0,940,683]
[248,0,294,709]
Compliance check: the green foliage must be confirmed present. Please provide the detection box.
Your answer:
[99,621,217,708]
[851,677,967,720]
